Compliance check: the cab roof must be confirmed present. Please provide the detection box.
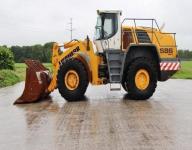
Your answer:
[97,10,122,15]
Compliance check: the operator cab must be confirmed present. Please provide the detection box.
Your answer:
[94,10,122,53]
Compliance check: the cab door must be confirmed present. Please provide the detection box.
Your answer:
[94,12,121,52]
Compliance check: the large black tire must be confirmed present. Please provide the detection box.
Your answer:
[57,58,88,101]
[121,80,128,92]
[124,57,157,100]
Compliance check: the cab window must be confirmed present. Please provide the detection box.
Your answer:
[102,14,118,39]
[94,13,118,40]
[122,29,134,50]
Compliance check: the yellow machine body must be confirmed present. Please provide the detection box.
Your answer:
[15,10,181,104]
[122,26,177,59]
[48,40,103,92]
[48,25,179,93]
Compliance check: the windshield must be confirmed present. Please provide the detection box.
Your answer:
[94,13,118,40]
[94,16,102,40]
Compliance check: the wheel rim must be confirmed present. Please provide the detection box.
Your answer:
[64,70,79,90]
[135,69,150,90]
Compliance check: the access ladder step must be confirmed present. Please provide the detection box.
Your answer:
[105,50,126,83]
[110,83,121,91]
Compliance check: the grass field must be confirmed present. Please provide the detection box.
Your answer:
[172,61,192,79]
[0,61,192,88]
[15,61,192,80]
[0,70,20,88]
[15,63,52,80]
[0,63,52,88]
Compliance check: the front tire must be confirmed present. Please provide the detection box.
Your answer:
[57,58,88,101]
[124,57,157,100]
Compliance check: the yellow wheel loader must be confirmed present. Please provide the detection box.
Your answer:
[14,10,180,104]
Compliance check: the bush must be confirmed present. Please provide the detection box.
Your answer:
[0,46,15,70]
[0,70,20,87]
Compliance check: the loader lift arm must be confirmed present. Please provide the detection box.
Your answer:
[14,39,103,104]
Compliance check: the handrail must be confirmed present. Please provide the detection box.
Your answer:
[121,18,177,48]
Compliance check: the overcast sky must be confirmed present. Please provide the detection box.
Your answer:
[0,0,191,49]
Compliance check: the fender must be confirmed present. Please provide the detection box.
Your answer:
[124,44,161,80]
[126,44,160,61]
[73,52,92,82]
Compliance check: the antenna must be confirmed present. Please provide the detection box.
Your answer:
[67,18,75,41]
[160,22,165,31]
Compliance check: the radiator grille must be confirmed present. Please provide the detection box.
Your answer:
[136,30,151,43]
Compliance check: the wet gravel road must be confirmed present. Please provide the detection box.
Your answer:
[0,79,192,150]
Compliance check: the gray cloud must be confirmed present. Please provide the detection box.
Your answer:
[0,0,191,49]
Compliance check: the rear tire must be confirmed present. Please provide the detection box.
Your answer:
[124,57,157,100]
[121,81,128,92]
[57,58,88,101]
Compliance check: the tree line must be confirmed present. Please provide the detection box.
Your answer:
[10,46,192,62]
[178,50,192,60]
[1,43,192,64]
[10,42,54,63]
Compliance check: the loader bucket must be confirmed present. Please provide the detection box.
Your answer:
[14,60,52,104]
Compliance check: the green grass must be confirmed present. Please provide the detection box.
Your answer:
[0,63,52,88]
[172,61,192,79]
[0,70,20,88]
[15,63,52,80]
[0,61,191,88]
[14,63,27,81]
[14,61,192,80]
